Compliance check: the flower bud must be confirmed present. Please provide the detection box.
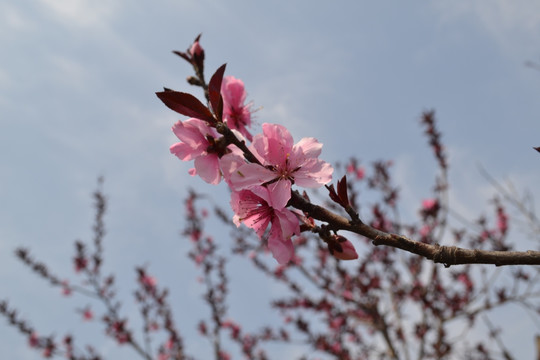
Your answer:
[331,236,358,260]
[189,40,204,57]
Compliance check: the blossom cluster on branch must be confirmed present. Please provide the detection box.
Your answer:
[158,35,540,267]
[159,37,344,265]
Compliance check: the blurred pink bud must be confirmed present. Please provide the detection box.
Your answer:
[82,308,93,321]
[189,41,203,57]
[61,280,72,296]
[419,224,431,237]
[74,256,87,272]
[346,162,365,180]
[43,347,53,358]
[422,198,438,211]
[141,275,157,288]
[329,317,345,329]
[218,351,231,360]
[28,332,39,347]
[496,206,508,235]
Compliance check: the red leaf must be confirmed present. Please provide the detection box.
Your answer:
[156,91,215,123]
[326,184,342,206]
[534,147,540,153]
[337,175,350,207]
[172,50,190,62]
[208,64,227,120]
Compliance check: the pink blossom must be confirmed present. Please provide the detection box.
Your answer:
[28,332,39,347]
[198,321,207,335]
[170,118,221,184]
[422,198,438,211]
[218,351,231,360]
[420,198,440,219]
[230,123,333,204]
[222,319,241,339]
[419,224,431,237]
[496,206,508,235]
[61,280,71,296]
[329,317,345,329]
[218,150,245,187]
[342,290,353,301]
[330,342,342,353]
[230,186,300,264]
[141,275,157,289]
[74,256,87,272]
[221,76,253,141]
[332,239,358,260]
[457,273,473,291]
[107,320,130,344]
[43,347,53,358]
[82,308,93,321]
[194,253,206,265]
[346,162,365,180]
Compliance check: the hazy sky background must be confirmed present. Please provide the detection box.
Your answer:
[1,1,540,358]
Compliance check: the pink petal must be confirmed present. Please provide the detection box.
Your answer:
[194,155,221,184]
[221,76,247,106]
[267,229,294,265]
[170,142,204,161]
[266,180,292,209]
[274,209,300,239]
[244,214,271,238]
[293,159,333,188]
[249,185,272,204]
[294,137,323,158]
[219,153,245,186]
[230,189,271,237]
[260,123,293,166]
[230,163,276,190]
[171,120,206,146]
[186,118,217,137]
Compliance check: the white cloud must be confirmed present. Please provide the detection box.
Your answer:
[434,1,540,55]
[37,0,119,28]
[0,3,33,31]
[47,54,90,89]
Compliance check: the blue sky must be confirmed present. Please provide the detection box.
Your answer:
[1,1,540,358]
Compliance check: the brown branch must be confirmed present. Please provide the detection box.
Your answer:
[289,191,540,267]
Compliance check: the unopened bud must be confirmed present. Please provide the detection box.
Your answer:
[330,236,358,260]
[189,41,204,57]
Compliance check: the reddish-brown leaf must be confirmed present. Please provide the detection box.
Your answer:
[208,64,227,120]
[337,175,350,207]
[326,184,343,207]
[156,91,215,123]
[172,50,190,62]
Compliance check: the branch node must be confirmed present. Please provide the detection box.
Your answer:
[433,245,458,267]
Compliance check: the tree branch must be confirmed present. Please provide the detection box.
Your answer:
[289,191,540,267]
